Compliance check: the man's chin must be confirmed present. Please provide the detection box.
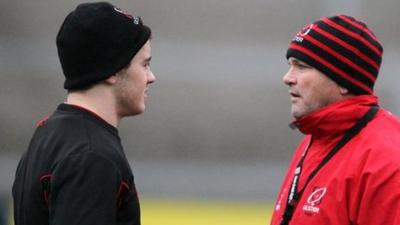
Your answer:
[291,107,305,119]
[122,105,146,117]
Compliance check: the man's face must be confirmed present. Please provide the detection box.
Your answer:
[114,40,155,117]
[283,57,345,119]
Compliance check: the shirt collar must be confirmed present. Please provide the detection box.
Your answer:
[291,95,379,137]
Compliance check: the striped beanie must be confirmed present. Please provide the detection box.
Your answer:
[286,15,383,95]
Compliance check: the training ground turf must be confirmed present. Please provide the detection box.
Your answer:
[5,198,273,225]
[141,198,273,225]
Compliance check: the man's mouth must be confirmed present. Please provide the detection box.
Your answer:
[289,91,300,98]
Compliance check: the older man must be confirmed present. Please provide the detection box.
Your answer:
[271,15,400,225]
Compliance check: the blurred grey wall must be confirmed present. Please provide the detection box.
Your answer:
[2,0,399,161]
[1,1,400,199]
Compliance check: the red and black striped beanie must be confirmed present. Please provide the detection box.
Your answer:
[286,15,383,95]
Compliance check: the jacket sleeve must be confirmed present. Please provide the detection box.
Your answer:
[352,155,400,225]
[49,151,121,225]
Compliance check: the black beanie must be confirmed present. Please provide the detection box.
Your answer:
[286,15,383,95]
[56,2,151,90]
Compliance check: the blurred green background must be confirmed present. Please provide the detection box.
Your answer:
[1,0,400,224]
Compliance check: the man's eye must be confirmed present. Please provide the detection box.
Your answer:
[297,64,310,69]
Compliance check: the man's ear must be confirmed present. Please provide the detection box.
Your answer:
[339,86,350,95]
[104,74,118,85]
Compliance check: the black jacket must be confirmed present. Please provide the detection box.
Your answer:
[13,103,140,225]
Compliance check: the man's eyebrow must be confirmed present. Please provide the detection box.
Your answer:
[289,58,307,65]
[145,56,152,62]
[288,58,299,64]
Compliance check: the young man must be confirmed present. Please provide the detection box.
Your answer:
[270,15,400,225]
[12,2,155,225]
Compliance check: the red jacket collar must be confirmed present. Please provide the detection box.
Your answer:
[292,95,379,137]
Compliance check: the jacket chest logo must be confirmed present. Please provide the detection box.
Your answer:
[302,187,327,215]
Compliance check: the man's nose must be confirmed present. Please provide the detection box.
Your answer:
[148,70,156,84]
[282,68,296,86]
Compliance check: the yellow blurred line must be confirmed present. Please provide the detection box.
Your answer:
[141,198,273,225]
[6,198,274,225]
[8,200,14,225]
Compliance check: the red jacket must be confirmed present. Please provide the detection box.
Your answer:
[270,95,400,225]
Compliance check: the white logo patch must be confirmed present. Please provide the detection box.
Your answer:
[293,24,314,43]
[302,187,327,215]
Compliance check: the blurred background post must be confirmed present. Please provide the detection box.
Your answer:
[1,0,399,224]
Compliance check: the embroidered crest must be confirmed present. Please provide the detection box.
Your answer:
[293,24,315,43]
[113,7,141,25]
[302,187,327,215]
